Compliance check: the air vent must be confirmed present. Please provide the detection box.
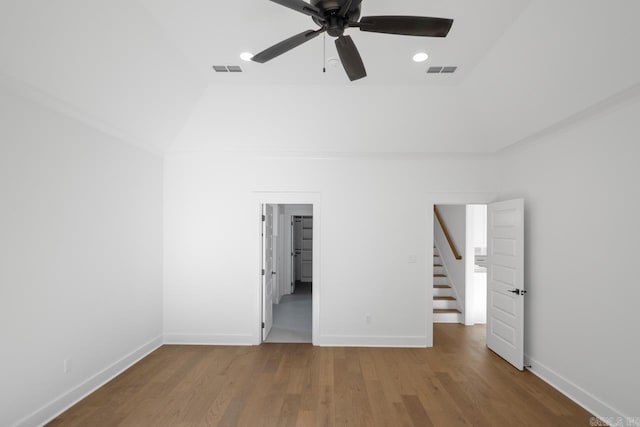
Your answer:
[427,66,458,74]
[212,65,243,73]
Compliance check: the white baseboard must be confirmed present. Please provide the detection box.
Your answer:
[163,333,255,346]
[13,335,162,427]
[524,354,626,421]
[318,335,427,347]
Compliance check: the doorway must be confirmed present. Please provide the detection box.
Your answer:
[428,194,526,371]
[262,204,313,343]
[432,204,488,326]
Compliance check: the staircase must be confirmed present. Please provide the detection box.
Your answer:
[433,246,463,323]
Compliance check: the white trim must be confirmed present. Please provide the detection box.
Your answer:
[0,70,160,156]
[464,205,475,326]
[253,192,321,346]
[318,335,427,348]
[12,336,162,427]
[425,192,498,348]
[501,82,640,154]
[524,354,627,420]
[163,334,254,346]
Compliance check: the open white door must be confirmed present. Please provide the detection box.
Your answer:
[262,205,274,341]
[486,199,525,370]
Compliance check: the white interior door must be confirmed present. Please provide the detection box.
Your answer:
[262,205,274,341]
[486,199,525,370]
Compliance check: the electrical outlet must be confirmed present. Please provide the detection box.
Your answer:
[408,255,417,264]
[365,314,372,324]
[63,358,72,374]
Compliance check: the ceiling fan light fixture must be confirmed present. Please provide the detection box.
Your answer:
[413,52,429,63]
[240,52,254,62]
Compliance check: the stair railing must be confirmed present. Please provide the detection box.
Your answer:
[434,206,462,260]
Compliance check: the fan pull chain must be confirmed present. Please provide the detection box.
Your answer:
[323,33,326,73]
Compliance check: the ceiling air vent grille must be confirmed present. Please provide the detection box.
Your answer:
[427,66,457,74]
[212,65,243,73]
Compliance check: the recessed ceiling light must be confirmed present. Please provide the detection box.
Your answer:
[240,52,254,62]
[413,52,429,63]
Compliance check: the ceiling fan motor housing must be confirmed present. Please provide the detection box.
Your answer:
[311,0,362,34]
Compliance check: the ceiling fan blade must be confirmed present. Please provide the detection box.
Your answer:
[335,35,367,81]
[270,0,325,21]
[252,29,325,63]
[358,16,453,37]
[338,0,352,18]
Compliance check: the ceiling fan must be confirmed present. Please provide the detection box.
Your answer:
[251,0,454,81]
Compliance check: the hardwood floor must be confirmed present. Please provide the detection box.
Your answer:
[48,325,593,426]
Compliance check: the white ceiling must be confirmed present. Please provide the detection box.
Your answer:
[139,0,531,86]
[462,0,640,151]
[1,0,639,154]
[0,0,206,154]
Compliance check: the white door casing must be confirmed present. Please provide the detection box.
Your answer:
[486,199,525,370]
[254,194,319,346]
[262,204,274,341]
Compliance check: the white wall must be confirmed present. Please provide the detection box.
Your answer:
[434,205,467,316]
[466,205,487,325]
[468,204,487,249]
[0,88,163,426]
[163,152,498,347]
[498,91,640,418]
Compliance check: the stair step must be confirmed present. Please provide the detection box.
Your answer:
[433,287,453,297]
[434,274,447,277]
[434,309,462,314]
[434,284,451,289]
[434,296,456,301]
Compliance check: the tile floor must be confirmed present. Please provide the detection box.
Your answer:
[265,282,312,343]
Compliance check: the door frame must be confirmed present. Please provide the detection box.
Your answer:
[425,192,497,347]
[254,192,321,345]
[262,204,274,341]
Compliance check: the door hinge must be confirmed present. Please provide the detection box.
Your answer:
[262,269,265,276]
[262,215,266,222]
[262,322,265,328]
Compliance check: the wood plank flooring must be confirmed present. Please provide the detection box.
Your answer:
[48,325,594,426]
